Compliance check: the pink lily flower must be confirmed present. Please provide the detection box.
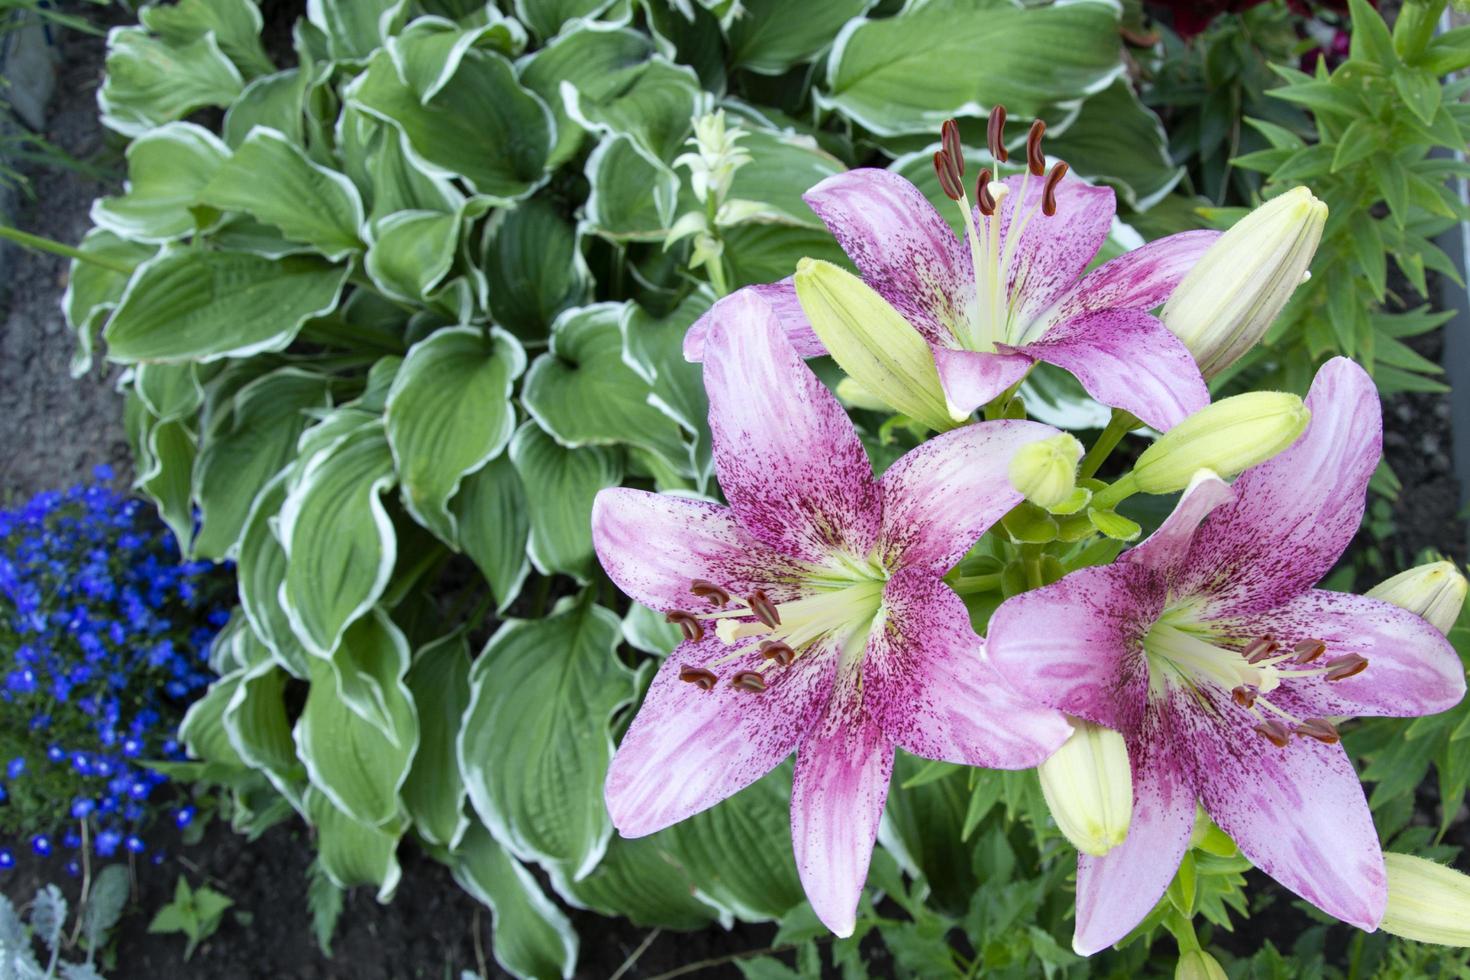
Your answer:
[593,290,1072,936]
[986,357,1466,954]
[686,125,1218,431]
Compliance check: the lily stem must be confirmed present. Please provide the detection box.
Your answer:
[1079,408,1139,481]
[947,572,1002,595]
[0,224,134,275]
[1021,544,1044,591]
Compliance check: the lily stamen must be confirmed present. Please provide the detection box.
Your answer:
[1025,119,1046,176]
[730,670,767,693]
[690,579,730,605]
[678,666,717,689]
[665,610,705,642]
[987,105,1008,163]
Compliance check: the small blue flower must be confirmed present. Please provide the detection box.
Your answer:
[174,806,195,828]
[31,835,51,856]
[46,744,64,763]
[6,757,24,780]
[69,798,95,819]
[64,860,81,878]
[94,830,121,858]
[124,835,145,854]
[0,849,13,869]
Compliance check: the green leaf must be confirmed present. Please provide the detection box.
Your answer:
[513,0,617,39]
[179,671,248,769]
[459,595,637,877]
[520,24,658,168]
[880,757,978,914]
[565,58,707,164]
[724,126,846,228]
[818,0,1122,136]
[450,822,579,980]
[104,248,349,364]
[237,474,311,676]
[306,860,344,956]
[98,27,244,137]
[139,0,272,77]
[362,209,462,303]
[1042,79,1183,210]
[523,304,688,470]
[1331,116,1383,172]
[451,455,532,612]
[305,788,404,903]
[280,416,398,657]
[1348,0,1397,68]
[349,47,552,201]
[135,362,203,423]
[308,0,407,62]
[582,134,681,241]
[295,610,419,827]
[62,229,156,377]
[403,633,472,848]
[82,865,131,955]
[722,223,850,289]
[91,122,229,242]
[200,127,365,259]
[619,292,714,484]
[550,834,717,930]
[224,663,307,811]
[138,417,198,553]
[726,0,875,75]
[1088,507,1141,542]
[388,15,530,103]
[482,200,591,341]
[509,422,623,581]
[384,326,524,546]
[224,69,307,147]
[1393,66,1442,126]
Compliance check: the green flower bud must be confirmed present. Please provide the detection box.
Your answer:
[1162,187,1327,379]
[1380,853,1470,946]
[1009,434,1083,509]
[1175,949,1228,980]
[1365,561,1467,635]
[1038,719,1132,857]
[1129,392,1310,495]
[794,258,957,432]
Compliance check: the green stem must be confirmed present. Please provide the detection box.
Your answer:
[1021,544,1044,591]
[1166,908,1202,954]
[1078,409,1139,481]
[1088,473,1139,513]
[0,225,133,275]
[983,375,1028,421]
[946,572,1003,595]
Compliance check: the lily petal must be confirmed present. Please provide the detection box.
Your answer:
[804,168,971,346]
[1123,471,1235,580]
[1227,589,1465,718]
[703,290,883,563]
[864,570,1071,768]
[684,279,825,363]
[791,675,894,938]
[986,564,1160,731]
[592,489,806,611]
[1074,699,1197,955]
[878,419,1058,572]
[931,345,1034,419]
[606,632,838,837]
[994,173,1115,327]
[1020,308,1210,432]
[1178,357,1381,617]
[1036,230,1222,331]
[1192,684,1387,931]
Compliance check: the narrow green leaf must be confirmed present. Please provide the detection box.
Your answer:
[403,633,472,848]
[450,455,531,612]
[508,422,624,581]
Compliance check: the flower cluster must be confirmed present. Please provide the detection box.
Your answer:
[0,468,229,873]
[595,106,1468,953]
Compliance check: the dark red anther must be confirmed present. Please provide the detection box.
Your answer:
[678,666,717,690]
[690,578,730,606]
[1041,162,1069,217]
[1291,638,1326,664]
[665,610,704,643]
[1244,635,1280,664]
[933,151,964,202]
[1253,719,1292,747]
[941,119,964,176]
[975,168,996,216]
[987,105,1008,163]
[1026,120,1046,176]
[747,590,780,628]
[1296,718,1340,744]
[1231,685,1257,708]
[731,670,768,693]
[759,640,795,667]
[1325,654,1368,681]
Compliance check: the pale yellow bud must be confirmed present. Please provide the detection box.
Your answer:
[1380,853,1470,946]
[1038,720,1132,857]
[793,258,956,433]
[1009,433,1083,509]
[1162,187,1327,379]
[1175,949,1228,980]
[1129,392,1309,495]
[1365,562,1467,635]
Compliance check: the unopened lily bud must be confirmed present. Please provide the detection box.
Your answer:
[1175,949,1228,980]
[1129,392,1309,495]
[1380,853,1470,946]
[1038,720,1132,857]
[1366,561,1467,635]
[1162,187,1326,379]
[1009,433,1083,509]
[794,258,956,433]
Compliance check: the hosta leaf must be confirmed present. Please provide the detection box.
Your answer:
[388,15,529,103]
[363,209,462,303]
[521,23,658,168]
[451,822,578,980]
[135,362,203,423]
[508,422,623,581]
[481,200,590,341]
[513,0,617,39]
[237,474,311,677]
[193,368,333,561]
[724,127,844,228]
[726,0,875,75]
[459,595,637,877]
[818,0,1122,136]
[348,47,552,201]
[305,788,404,903]
[138,416,198,554]
[1044,79,1184,211]
[104,248,349,364]
[450,455,531,612]
[307,0,407,62]
[522,304,687,470]
[721,223,848,289]
[98,27,244,137]
[551,834,717,930]
[619,290,713,437]
[878,755,980,914]
[90,122,230,242]
[295,610,418,827]
[403,633,472,848]
[138,0,273,78]
[180,670,248,769]
[565,57,707,164]
[582,133,681,241]
[280,417,397,658]
[62,229,156,376]
[224,69,307,148]
[385,326,524,546]
[362,121,464,219]
[224,663,307,811]
[200,127,365,259]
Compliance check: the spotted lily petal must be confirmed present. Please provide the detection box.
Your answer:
[683,278,824,362]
